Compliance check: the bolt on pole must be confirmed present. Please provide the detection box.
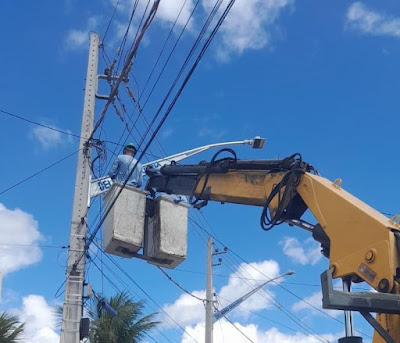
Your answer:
[60,32,99,343]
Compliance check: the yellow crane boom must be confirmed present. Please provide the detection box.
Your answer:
[146,152,400,342]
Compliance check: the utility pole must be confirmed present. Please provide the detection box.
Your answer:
[60,32,99,343]
[205,237,213,343]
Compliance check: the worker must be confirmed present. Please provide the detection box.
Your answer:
[108,143,143,188]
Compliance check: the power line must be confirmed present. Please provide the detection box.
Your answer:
[0,243,68,249]
[122,0,235,178]
[188,216,332,342]
[97,0,196,171]
[221,244,331,342]
[92,243,200,343]
[107,0,141,77]
[101,1,215,172]
[122,83,167,157]
[90,0,160,139]
[98,1,171,168]
[137,0,192,109]
[0,108,124,148]
[216,293,314,336]
[157,266,205,302]
[0,148,82,195]
[97,0,226,181]
[87,256,174,343]
[190,214,361,337]
[59,2,239,337]
[83,0,234,266]
[224,315,255,343]
[134,0,201,116]
[101,0,120,43]
[226,248,367,335]
[190,191,373,339]
[131,0,222,142]
[218,250,328,342]
[124,0,152,64]
[171,267,337,287]
[116,0,143,74]
[87,248,181,343]
[88,250,179,343]
[0,108,81,139]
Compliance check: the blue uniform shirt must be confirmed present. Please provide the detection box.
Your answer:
[108,154,143,188]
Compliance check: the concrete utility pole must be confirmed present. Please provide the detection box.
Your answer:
[60,33,99,343]
[205,238,213,343]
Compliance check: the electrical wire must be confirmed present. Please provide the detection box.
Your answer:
[113,93,161,164]
[87,245,180,343]
[216,292,316,336]
[122,84,167,157]
[83,0,238,267]
[97,2,173,170]
[114,0,141,74]
[188,214,337,341]
[103,0,214,165]
[190,215,329,341]
[90,0,160,139]
[226,247,371,340]
[97,2,219,179]
[88,257,185,343]
[130,0,223,141]
[189,185,374,337]
[0,243,68,249]
[102,0,199,166]
[223,248,332,341]
[102,0,120,44]
[123,0,151,65]
[218,252,329,343]
[0,148,82,195]
[137,0,193,111]
[0,108,81,139]
[90,242,200,343]
[227,248,372,338]
[0,108,124,175]
[224,314,255,343]
[134,0,201,114]
[169,270,371,291]
[59,1,239,336]
[157,266,206,302]
[193,214,333,318]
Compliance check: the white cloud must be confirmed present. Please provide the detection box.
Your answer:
[346,2,400,39]
[15,295,59,343]
[107,0,196,50]
[161,259,280,327]
[182,319,338,343]
[0,203,43,275]
[218,260,281,317]
[202,0,294,60]
[114,0,196,28]
[32,125,73,150]
[157,0,196,28]
[65,16,100,50]
[108,0,292,60]
[291,290,321,312]
[280,237,322,266]
[162,290,206,327]
[291,290,341,319]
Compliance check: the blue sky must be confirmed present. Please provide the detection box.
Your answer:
[1,1,400,342]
